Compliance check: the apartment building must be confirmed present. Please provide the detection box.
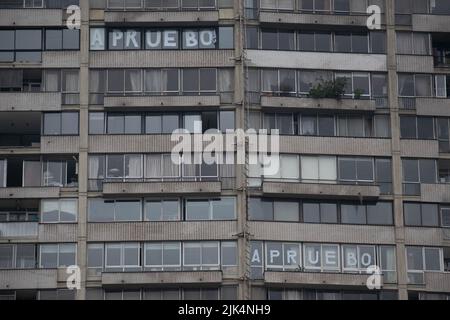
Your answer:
[0,0,449,301]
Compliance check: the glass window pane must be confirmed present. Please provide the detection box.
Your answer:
[62,29,79,50]
[341,204,366,224]
[274,201,299,222]
[61,112,79,135]
[45,29,62,50]
[367,202,393,225]
[186,200,210,220]
[60,200,77,222]
[15,30,42,50]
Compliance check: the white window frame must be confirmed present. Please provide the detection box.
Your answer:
[105,242,141,271]
[144,242,181,270]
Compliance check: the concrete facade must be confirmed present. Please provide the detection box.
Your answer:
[0,0,449,301]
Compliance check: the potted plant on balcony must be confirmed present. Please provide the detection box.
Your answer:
[308,78,347,100]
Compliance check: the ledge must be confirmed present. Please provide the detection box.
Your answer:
[104,10,219,24]
[102,181,221,196]
[262,182,380,200]
[264,271,375,288]
[0,92,61,111]
[104,95,221,108]
[0,269,57,290]
[261,96,377,111]
[0,187,60,199]
[101,271,223,287]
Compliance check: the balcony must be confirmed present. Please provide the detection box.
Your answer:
[279,136,391,156]
[261,96,378,111]
[0,9,63,26]
[423,272,450,293]
[40,136,80,154]
[247,50,387,71]
[102,181,221,196]
[89,135,175,154]
[0,269,57,290]
[0,92,61,111]
[0,112,41,150]
[88,221,236,242]
[258,11,382,28]
[104,10,219,24]
[420,183,450,202]
[101,271,222,287]
[0,222,38,238]
[90,50,234,68]
[262,182,380,201]
[413,14,450,32]
[264,271,377,288]
[104,95,221,108]
[0,187,60,199]
[249,222,395,244]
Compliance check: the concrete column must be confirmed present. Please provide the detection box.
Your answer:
[385,0,409,300]
[75,0,90,300]
[233,0,249,300]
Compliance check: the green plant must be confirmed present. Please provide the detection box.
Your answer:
[353,88,364,100]
[308,78,347,99]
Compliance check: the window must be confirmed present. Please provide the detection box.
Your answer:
[106,113,142,134]
[89,112,105,134]
[87,243,104,270]
[400,116,435,139]
[185,198,236,220]
[338,157,374,182]
[105,243,140,271]
[45,29,80,50]
[41,199,77,223]
[43,112,79,135]
[39,243,76,268]
[406,246,443,284]
[366,202,393,225]
[145,199,180,221]
[182,69,217,94]
[183,242,220,271]
[144,242,181,271]
[106,154,143,180]
[88,199,141,222]
[0,159,6,188]
[342,244,376,272]
[0,244,36,269]
[304,243,340,272]
[266,242,301,271]
[397,32,429,55]
[301,156,336,182]
[42,159,77,187]
[303,202,338,224]
[404,202,439,227]
[442,207,450,228]
[341,204,366,224]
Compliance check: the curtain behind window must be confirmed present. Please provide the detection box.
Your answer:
[145,69,161,93]
[413,33,429,54]
[23,161,41,187]
[145,154,162,179]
